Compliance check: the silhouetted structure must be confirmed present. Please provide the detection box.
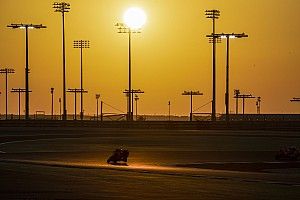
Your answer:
[11,88,30,120]
[123,89,144,121]
[58,98,62,120]
[8,23,46,120]
[73,40,90,120]
[256,97,261,114]
[234,91,255,114]
[208,33,248,122]
[290,98,300,102]
[134,94,139,121]
[116,23,142,121]
[53,2,70,120]
[95,94,100,121]
[168,101,171,121]
[67,88,87,120]
[182,91,203,121]
[0,68,15,119]
[50,88,54,119]
[206,9,220,122]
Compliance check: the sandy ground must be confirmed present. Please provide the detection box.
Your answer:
[0,129,300,199]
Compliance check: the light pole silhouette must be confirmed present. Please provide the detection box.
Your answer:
[208,33,248,122]
[168,101,171,121]
[96,94,100,121]
[182,91,203,121]
[234,91,255,115]
[11,88,29,120]
[0,68,15,119]
[59,97,62,119]
[256,97,261,114]
[123,89,144,120]
[51,88,54,119]
[206,9,220,122]
[134,94,139,121]
[73,40,90,120]
[7,23,46,120]
[53,2,70,120]
[116,8,146,121]
[67,88,87,120]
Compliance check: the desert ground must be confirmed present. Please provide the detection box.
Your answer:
[0,129,300,199]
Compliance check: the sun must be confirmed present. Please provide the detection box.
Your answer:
[123,7,147,29]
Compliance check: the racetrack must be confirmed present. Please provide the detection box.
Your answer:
[0,129,300,199]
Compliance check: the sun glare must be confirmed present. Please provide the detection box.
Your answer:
[123,7,147,29]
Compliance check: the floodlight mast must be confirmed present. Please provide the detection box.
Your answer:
[206,9,220,122]
[7,23,46,120]
[207,33,248,122]
[73,40,90,120]
[53,2,70,120]
[116,22,141,121]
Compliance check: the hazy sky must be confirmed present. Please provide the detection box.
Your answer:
[0,0,299,117]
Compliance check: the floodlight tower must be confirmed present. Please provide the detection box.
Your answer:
[116,8,146,121]
[7,23,46,120]
[53,2,70,120]
[73,40,90,120]
[182,91,203,121]
[208,33,248,122]
[205,9,220,122]
[0,68,15,119]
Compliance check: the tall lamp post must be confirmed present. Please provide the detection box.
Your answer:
[208,33,248,122]
[50,88,54,119]
[168,101,171,121]
[7,23,46,120]
[205,9,220,122]
[256,97,261,114]
[182,91,203,121]
[53,2,70,120]
[73,40,90,120]
[116,7,146,121]
[96,94,100,121]
[59,97,62,119]
[0,68,15,119]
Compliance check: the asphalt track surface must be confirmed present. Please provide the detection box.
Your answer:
[0,129,300,199]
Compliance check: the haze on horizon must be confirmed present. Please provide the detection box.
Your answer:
[0,0,299,117]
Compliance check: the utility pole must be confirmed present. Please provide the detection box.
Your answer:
[11,88,29,120]
[205,9,220,122]
[67,88,87,120]
[73,40,90,120]
[0,68,15,119]
[182,91,203,121]
[53,2,70,120]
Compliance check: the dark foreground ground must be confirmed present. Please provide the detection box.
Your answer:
[0,129,300,199]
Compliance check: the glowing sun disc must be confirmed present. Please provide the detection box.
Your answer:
[123,7,147,29]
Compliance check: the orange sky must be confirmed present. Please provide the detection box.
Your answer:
[0,0,299,117]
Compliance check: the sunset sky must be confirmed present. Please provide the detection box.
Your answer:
[0,0,299,117]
